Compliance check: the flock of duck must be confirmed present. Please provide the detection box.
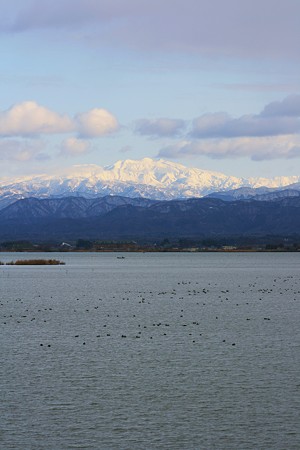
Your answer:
[1,269,298,351]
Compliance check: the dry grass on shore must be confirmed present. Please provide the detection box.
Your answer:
[1,259,65,266]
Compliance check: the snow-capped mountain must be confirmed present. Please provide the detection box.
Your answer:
[0,157,299,210]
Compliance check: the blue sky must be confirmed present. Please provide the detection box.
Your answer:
[0,0,300,179]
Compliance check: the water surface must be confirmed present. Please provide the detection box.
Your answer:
[1,252,299,449]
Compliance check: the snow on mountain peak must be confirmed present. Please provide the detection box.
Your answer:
[0,157,299,210]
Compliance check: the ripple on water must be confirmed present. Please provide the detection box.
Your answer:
[1,252,300,449]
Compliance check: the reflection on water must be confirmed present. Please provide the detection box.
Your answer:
[1,252,300,449]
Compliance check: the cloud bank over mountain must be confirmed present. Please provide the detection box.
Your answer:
[156,95,300,161]
[191,95,300,139]
[0,102,119,163]
[158,136,300,161]
[1,95,300,164]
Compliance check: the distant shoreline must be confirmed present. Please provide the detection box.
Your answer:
[0,248,299,253]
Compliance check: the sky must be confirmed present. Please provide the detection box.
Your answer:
[0,0,300,179]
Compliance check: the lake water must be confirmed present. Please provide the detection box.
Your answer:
[1,252,300,449]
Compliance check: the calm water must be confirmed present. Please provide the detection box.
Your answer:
[1,252,300,449]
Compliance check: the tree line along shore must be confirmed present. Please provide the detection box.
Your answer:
[0,237,300,253]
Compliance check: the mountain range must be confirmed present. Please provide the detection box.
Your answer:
[0,195,299,241]
[1,158,300,210]
[0,158,299,241]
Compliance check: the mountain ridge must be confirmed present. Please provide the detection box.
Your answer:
[0,158,299,210]
[0,194,299,241]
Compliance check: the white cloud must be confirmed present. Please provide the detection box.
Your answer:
[75,108,119,138]
[192,113,300,138]
[261,94,300,117]
[159,95,300,161]
[0,101,73,136]
[192,113,230,137]
[191,95,300,138]
[158,135,300,161]
[60,137,90,156]
[0,101,119,138]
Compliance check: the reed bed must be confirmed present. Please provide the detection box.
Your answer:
[1,259,65,265]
